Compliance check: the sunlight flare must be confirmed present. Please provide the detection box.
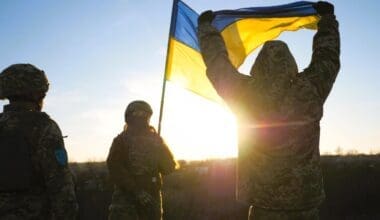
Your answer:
[160,83,238,161]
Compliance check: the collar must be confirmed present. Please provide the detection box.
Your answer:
[3,101,40,113]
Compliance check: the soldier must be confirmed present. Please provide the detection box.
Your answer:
[198,1,339,219]
[107,100,177,220]
[0,64,78,219]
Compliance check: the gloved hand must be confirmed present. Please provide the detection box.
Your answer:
[313,1,334,15]
[136,190,154,207]
[198,10,215,24]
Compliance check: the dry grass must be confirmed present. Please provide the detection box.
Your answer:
[71,155,380,220]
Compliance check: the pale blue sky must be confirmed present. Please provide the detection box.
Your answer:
[1,0,379,161]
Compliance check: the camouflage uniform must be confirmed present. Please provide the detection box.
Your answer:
[248,206,319,220]
[0,64,78,219]
[198,10,340,219]
[107,102,176,220]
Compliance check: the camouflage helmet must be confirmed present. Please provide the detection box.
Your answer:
[0,63,49,99]
[125,100,153,122]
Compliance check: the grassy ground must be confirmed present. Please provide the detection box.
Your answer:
[71,155,380,220]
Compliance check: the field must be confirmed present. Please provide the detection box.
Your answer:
[71,155,380,220]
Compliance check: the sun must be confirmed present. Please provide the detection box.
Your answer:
[157,83,238,161]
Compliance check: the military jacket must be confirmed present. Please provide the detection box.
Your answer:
[198,15,340,209]
[0,102,78,219]
[107,127,176,194]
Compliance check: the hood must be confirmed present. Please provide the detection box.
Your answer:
[248,40,298,115]
[250,40,298,80]
[252,41,297,98]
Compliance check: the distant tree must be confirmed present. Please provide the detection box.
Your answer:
[346,149,359,155]
[177,160,187,168]
[335,146,343,155]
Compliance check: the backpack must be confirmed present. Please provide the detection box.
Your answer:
[0,112,46,192]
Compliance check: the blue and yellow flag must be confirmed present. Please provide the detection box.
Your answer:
[165,0,319,103]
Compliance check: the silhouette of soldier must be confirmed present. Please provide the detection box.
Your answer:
[198,1,339,219]
[0,64,78,219]
[107,100,177,220]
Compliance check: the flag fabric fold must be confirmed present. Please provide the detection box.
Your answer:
[165,0,319,103]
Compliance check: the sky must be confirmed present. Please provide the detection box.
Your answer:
[1,0,379,162]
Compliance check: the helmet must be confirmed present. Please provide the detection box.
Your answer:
[125,100,153,122]
[0,64,49,99]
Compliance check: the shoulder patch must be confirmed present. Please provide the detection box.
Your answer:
[55,148,68,166]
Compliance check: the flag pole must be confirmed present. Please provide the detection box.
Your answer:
[158,0,179,135]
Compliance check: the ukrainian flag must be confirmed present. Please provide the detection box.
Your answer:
[165,0,319,103]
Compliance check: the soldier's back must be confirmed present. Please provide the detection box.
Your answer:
[0,107,55,219]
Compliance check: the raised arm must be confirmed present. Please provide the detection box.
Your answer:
[303,2,340,102]
[197,11,252,108]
